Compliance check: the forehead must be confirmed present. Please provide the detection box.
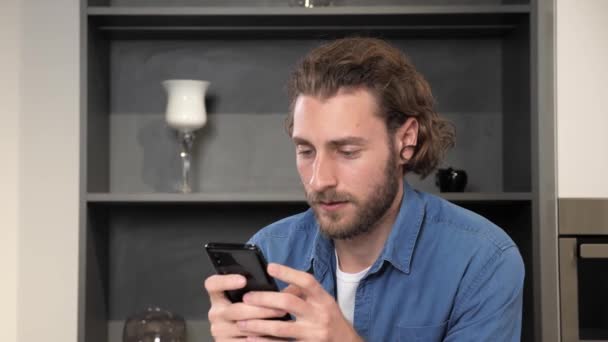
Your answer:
[292,88,387,140]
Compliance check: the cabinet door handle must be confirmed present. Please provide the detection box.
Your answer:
[579,244,608,259]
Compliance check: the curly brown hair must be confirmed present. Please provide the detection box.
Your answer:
[286,37,455,179]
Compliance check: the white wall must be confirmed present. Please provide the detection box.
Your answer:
[0,0,21,340]
[556,0,608,198]
[18,0,81,341]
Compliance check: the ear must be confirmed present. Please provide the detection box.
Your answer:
[394,117,419,165]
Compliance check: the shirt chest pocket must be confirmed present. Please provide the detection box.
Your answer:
[397,321,448,342]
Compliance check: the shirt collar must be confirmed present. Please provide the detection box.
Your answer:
[308,180,425,275]
[306,220,333,276]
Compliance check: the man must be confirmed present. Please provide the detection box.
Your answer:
[204,37,524,341]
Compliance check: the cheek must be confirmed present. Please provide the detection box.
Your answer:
[296,159,312,184]
[336,159,385,188]
[349,151,388,175]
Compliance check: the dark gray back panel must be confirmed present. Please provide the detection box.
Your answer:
[110,38,502,122]
[502,20,531,192]
[110,113,302,193]
[87,28,110,193]
[109,38,506,193]
[83,207,110,342]
[408,111,503,192]
[107,203,308,319]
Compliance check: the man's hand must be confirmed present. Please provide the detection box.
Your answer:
[204,274,288,341]
[236,263,364,342]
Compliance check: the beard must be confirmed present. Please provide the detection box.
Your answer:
[306,152,401,240]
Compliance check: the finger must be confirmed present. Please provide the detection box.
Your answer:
[209,321,248,339]
[243,291,307,317]
[223,302,287,321]
[282,284,305,299]
[238,319,302,340]
[204,274,246,304]
[267,263,327,299]
[204,274,247,292]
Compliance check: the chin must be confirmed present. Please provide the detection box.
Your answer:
[319,222,359,240]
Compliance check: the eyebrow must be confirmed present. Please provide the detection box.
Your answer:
[292,136,369,147]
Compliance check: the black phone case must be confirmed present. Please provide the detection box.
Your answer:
[204,243,279,302]
[205,243,291,321]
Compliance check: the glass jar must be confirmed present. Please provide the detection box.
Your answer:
[123,307,186,342]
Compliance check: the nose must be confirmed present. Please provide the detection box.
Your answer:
[309,153,337,192]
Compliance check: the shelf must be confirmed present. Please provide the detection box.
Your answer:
[86,192,532,204]
[439,192,532,202]
[88,5,530,39]
[88,5,531,16]
[87,192,306,203]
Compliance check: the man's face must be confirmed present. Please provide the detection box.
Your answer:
[292,88,401,240]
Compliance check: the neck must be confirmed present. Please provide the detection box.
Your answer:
[334,183,404,273]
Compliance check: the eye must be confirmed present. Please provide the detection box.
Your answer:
[298,150,313,156]
[339,149,360,159]
[296,146,314,158]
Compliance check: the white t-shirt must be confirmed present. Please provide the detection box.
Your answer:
[335,250,371,325]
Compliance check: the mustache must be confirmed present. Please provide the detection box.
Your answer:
[307,189,352,204]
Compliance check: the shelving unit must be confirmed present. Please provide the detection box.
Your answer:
[81,1,536,341]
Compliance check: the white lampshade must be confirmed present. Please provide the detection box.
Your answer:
[163,79,209,132]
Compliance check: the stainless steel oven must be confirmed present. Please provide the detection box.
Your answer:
[559,199,608,342]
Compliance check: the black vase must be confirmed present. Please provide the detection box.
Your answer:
[435,167,468,192]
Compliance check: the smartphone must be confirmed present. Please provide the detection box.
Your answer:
[204,242,282,303]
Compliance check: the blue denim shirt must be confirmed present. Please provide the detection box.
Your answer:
[248,182,525,341]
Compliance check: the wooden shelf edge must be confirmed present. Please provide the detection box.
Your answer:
[87,5,531,16]
[438,192,532,202]
[86,192,306,203]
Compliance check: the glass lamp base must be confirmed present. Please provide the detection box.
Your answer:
[176,131,195,193]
